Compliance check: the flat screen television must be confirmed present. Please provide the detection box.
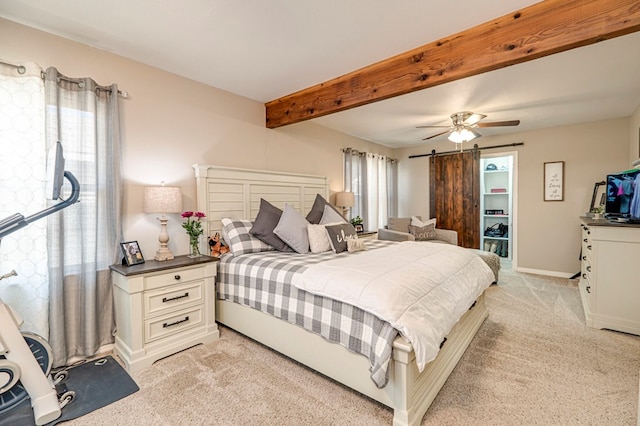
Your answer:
[605,169,640,219]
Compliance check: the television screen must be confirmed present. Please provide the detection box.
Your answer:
[605,169,640,219]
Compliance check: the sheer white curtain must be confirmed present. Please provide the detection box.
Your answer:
[366,153,388,231]
[43,67,123,366]
[344,148,397,232]
[0,62,49,336]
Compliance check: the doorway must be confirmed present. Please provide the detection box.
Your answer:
[480,152,517,268]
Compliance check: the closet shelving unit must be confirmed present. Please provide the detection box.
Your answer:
[480,156,513,259]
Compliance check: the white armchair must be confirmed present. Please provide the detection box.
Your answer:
[378,217,458,245]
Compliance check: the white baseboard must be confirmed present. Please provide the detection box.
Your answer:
[514,267,575,279]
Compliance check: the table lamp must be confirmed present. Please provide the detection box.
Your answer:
[143,183,183,261]
[335,191,355,219]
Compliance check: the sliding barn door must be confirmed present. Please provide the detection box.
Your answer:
[429,150,480,248]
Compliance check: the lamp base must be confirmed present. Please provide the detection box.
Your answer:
[154,216,174,261]
[154,247,175,261]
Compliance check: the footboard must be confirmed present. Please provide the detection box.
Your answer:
[216,293,488,425]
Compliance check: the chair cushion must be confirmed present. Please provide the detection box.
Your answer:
[387,217,411,233]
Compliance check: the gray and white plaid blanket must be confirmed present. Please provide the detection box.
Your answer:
[217,240,398,388]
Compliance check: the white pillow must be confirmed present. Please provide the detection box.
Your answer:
[307,223,338,253]
[319,204,347,225]
[273,204,310,254]
[411,216,436,228]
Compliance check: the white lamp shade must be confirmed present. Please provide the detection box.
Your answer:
[335,191,355,208]
[143,186,183,213]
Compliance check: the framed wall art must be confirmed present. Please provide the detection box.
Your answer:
[544,161,564,201]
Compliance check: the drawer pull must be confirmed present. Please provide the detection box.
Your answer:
[582,256,586,261]
[174,275,181,280]
[586,286,591,294]
[163,316,190,328]
[583,238,588,243]
[582,273,587,279]
[162,292,189,303]
[587,245,592,250]
[586,266,591,272]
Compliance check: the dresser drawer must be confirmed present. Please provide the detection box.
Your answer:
[144,267,205,291]
[144,281,204,318]
[144,305,204,343]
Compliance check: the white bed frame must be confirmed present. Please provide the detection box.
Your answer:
[194,164,489,426]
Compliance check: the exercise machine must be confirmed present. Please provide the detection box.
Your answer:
[0,142,80,424]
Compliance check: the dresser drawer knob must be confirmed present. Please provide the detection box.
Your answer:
[162,292,189,303]
[582,273,587,279]
[586,266,591,272]
[587,245,592,250]
[582,256,586,261]
[586,286,591,294]
[163,316,189,328]
[583,238,588,243]
[174,275,181,280]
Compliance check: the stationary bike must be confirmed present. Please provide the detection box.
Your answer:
[0,142,80,425]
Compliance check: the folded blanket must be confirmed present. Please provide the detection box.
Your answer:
[293,241,494,371]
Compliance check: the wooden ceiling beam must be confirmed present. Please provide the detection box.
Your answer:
[265,0,640,128]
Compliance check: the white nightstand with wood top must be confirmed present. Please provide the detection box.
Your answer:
[110,255,219,372]
[357,231,378,240]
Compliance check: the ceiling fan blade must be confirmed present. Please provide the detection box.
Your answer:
[476,120,520,127]
[416,125,451,128]
[462,113,487,126]
[422,130,450,140]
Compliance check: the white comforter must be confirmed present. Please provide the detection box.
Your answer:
[293,241,494,371]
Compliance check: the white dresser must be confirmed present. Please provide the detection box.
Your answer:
[579,218,640,335]
[110,255,219,372]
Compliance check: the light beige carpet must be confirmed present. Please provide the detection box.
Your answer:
[65,269,640,425]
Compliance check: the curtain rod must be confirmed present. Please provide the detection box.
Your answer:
[0,59,26,74]
[342,147,398,163]
[40,71,129,98]
[408,142,524,159]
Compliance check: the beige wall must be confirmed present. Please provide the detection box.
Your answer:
[2,18,636,275]
[0,18,393,256]
[398,118,631,276]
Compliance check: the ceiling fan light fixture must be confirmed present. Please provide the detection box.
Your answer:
[448,126,480,143]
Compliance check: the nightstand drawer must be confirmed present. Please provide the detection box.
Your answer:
[145,305,204,343]
[144,267,204,291]
[144,281,204,317]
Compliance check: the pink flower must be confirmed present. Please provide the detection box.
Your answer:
[181,211,194,218]
[194,212,206,218]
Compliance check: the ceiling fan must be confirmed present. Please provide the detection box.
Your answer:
[417,111,520,142]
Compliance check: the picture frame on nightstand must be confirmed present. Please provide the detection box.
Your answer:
[120,241,145,266]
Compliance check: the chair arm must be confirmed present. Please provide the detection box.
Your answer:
[435,228,458,245]
[377,228,415,242]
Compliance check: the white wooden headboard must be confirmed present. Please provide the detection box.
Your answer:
[193,165,330,237]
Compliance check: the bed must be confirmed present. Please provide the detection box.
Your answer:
[194,164,493,426]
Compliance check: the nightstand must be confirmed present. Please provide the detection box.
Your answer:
[357,231,378,240]
[110,255,219,372]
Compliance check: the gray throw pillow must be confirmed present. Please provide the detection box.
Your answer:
[408,223,437,241]
[325,222,358,253]
[306,194,344,224]
[319,204,346,225]
[273,204,310,254]
[250,198,292,252]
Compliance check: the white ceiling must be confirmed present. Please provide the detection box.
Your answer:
[2,0,639,148]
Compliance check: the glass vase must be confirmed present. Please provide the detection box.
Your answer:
[188,235,202,258]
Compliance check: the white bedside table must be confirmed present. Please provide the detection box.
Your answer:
[357,231,378,240]
[110,255,219,372]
